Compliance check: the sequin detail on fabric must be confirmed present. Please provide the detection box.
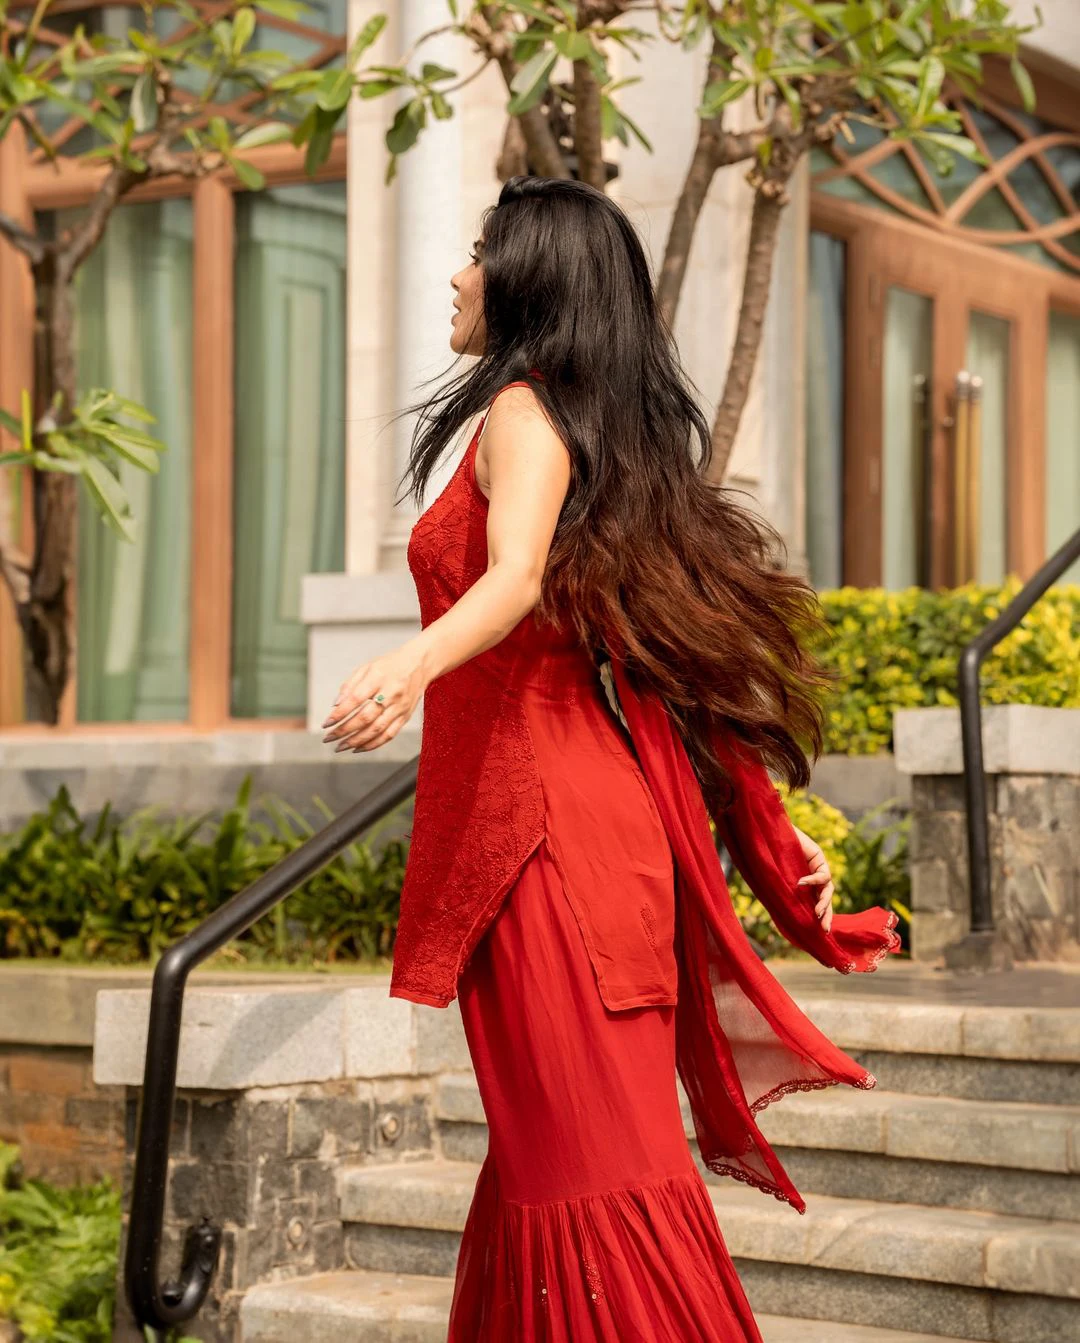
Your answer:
[392,401,546,1007]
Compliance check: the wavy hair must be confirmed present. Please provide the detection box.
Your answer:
[398,174,837,809]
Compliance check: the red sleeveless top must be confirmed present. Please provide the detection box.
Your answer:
[392,379,903,1214]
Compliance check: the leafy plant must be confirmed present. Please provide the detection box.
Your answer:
[0,779,410,965]
[815,580,1080,756]
[0,1148,198,1342]
[0,1146,120,1343]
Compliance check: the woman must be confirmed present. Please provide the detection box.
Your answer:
[322,176,900,1342]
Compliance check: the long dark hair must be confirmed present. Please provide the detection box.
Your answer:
[398,174,835,808]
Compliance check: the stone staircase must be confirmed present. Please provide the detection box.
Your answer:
[240,991,1080,1343]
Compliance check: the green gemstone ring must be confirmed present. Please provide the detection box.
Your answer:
[373,692,386,704]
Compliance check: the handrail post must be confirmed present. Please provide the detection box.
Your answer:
[945,527,1080,972]
[122,757,419,1331]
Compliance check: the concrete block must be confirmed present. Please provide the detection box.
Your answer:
[94,986,346,1089]
[343,988,417,1078]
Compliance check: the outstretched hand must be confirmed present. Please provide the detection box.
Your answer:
[321,646,428,753]
[792,825,835,933]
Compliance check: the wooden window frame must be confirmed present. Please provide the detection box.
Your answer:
[0,135,347,734]
[810,54,1080,589]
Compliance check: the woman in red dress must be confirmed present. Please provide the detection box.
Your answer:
[322,176,901,1342]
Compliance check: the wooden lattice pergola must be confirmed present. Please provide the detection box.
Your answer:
[814,86,1080,274]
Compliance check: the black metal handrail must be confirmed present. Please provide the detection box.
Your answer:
[124,756,419,1331]
[959,526,1080,937]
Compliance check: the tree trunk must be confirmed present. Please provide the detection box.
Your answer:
[21,258,78,724]
[572,59,606,189]
[704,178,789,487]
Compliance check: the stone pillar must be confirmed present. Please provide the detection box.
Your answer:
[95,982,468,1342]
[894,705,1080,962]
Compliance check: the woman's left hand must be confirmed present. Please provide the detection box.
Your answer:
[792,825,835,933]
[321,645,428,753]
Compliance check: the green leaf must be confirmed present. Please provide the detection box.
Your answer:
[92,428,163,473]
[699,77,749,118]
[82,457,136,542]
[229,155,266,190]
[129,72,157,133]
[385,97,426,155]
[20,388,32,454]
[233,120,292,151]
[0,450,34,467]
[348,14,387,67]
[507,46,557,116]
[431,90,452,120]
[775,74,802,130]
[553,30,592,62]
[917,129,985,166]
[617,106,652,153]
[1010,57,1035,114]
[357,78,401,99]
[315,66,354,111]
[0,406,21,436]
[304,106,340,175]
[254,0,311,18]
[233,6,257,55]
[420,61,456,83]
[915,54,944,121]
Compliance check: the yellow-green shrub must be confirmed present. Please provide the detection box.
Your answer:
[814,580,1080,756]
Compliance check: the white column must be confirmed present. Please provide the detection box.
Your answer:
[380,0,466,570]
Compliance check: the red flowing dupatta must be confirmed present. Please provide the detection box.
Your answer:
[607,654,902,1214]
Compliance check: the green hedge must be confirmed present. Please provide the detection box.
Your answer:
[1,780,907,966]
[815,580,1080,755]
[0,782,407,965]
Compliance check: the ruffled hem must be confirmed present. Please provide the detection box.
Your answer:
[448,1159,763,1343]
[832,907,903,974]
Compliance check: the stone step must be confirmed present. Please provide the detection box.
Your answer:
[434,1073,1080,1221]
[240,1268,985,1343]
[772,997,1080,1106]
[337,1160,1080,1343]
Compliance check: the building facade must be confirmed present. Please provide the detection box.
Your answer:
[0,0,1076,780]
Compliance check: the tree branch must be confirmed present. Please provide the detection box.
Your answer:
[473,6,571,179]
[572,57,606,189]
[705,111,824,484]
[61,161,142,278]
[656,36,740,328]
[0,210,45,265]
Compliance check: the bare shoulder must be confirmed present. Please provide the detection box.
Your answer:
[475,383,570,494]
[482,382,553,436]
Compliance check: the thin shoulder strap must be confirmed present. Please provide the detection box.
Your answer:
[476,378,537,448]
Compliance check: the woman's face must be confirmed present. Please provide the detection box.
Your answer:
[450,238,486,356]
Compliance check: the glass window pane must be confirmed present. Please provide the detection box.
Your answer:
[806,233,846,589]
[965,312,1010,583]
[60,200,194,722]
[1046,310,1080,585]
[231,181,347,718]
[882,288,933,589]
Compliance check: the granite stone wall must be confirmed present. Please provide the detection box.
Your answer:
[909,772,1080,962]
[114,1077,436,1341]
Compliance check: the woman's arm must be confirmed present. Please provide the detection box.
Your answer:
[322,385,571,752]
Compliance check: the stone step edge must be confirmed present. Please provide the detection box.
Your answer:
[434,1073,1080,1176]
[337,1160,1080,1301]
[239,1268,985,1343]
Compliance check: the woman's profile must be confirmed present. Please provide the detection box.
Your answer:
[322,174,901,1341]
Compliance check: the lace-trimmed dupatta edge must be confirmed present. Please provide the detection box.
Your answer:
[604,652,902,1214]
